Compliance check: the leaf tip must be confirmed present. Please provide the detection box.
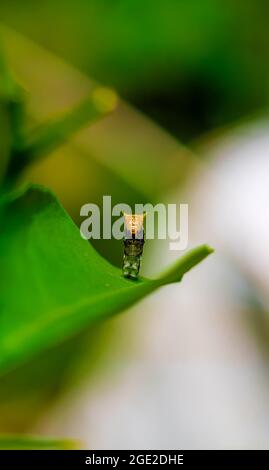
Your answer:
[202,244,214,255]
[158,243,214,286]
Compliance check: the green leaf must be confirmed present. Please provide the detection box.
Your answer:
[0,185,213,376]
[0,434,76,450]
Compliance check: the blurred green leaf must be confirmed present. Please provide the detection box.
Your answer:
[0,185,212,376]
[0,35,25,184]
[1,0,266,140]
[9,87,118,179]
[0,98,11,183]
[0,434,76,449]
[1,24,193,201]
[0,43,13,183]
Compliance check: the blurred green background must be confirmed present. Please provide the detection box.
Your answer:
[1,0,269,142]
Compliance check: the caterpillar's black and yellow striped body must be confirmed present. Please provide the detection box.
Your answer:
[122,213,145,280]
